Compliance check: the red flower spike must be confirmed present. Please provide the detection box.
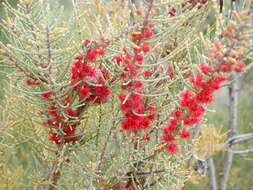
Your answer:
[102,71,110,80]
[180,128,190,139]
[144,136,151,142]
[200,65,212,75]
[144,71,153,78]
[141,43,150,54]
[113,56,123,64]
[169,72,174,79]
[163,134,175,143]
[80,88,91,99]
[83,39,91,47]
[166,144,178,154]
[183,117,200,126]
[173,109,183,118]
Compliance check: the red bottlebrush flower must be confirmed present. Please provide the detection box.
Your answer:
[98,48,106,56]
[80,87,91,99]
[49,131,61,146]
[86,49,98,62]
[48,106,58,117]
[143,28,153,39]
[168,12,175,17]
[196,90,214,104]
[219,63,232,73]
[148,113,155,120]
[144,71,153,78]
[168,8,176,17]
[200,65,212,75]
[164,119,178,133]
[119,93,126,103]
[180,91,195,107]
[75,55,84,60]
[83,65,97,78]
[168,8,177,17]
[113,56,123,64]
[166,144,178,154]
[141,43,150,54]
[93,85,111,103]
[83,39,91,47]
[102,71,110,80]
[163,134,175,143]
[126,63,138,77]
[122,118,140,131]
[134,54,144,64]
[189,103,205,118]
[164,124,175,134]
[168,72,174,79]
[173,109,183,118]
[184,117,200,126]
[63,125,77,143]
[191,72,203,87]
[66,108,76,120]
[213,75,227,86]
[144,135,151,142]
[41,92,53,100]
[180,128,190,139]
[132,81,144,90]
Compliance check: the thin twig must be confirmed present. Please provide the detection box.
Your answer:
[227,132,253,146]
[228,148,253,154]
[208,158,218,190]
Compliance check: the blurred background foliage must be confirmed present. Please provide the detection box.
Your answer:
[0,0,253,190]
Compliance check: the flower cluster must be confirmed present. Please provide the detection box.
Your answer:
[116,24,155,134]
[163,36,247,154]
[40,93,78,146]
[119,83,155,132]
[70,40,111,104]
[24,39,112,147]
[163,69,227,154]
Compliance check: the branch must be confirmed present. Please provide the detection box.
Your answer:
[1,50,48,83]
[227,132,253,146]
[208,158,218,190]
[228,148,253,154]
[219,75,239,190]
